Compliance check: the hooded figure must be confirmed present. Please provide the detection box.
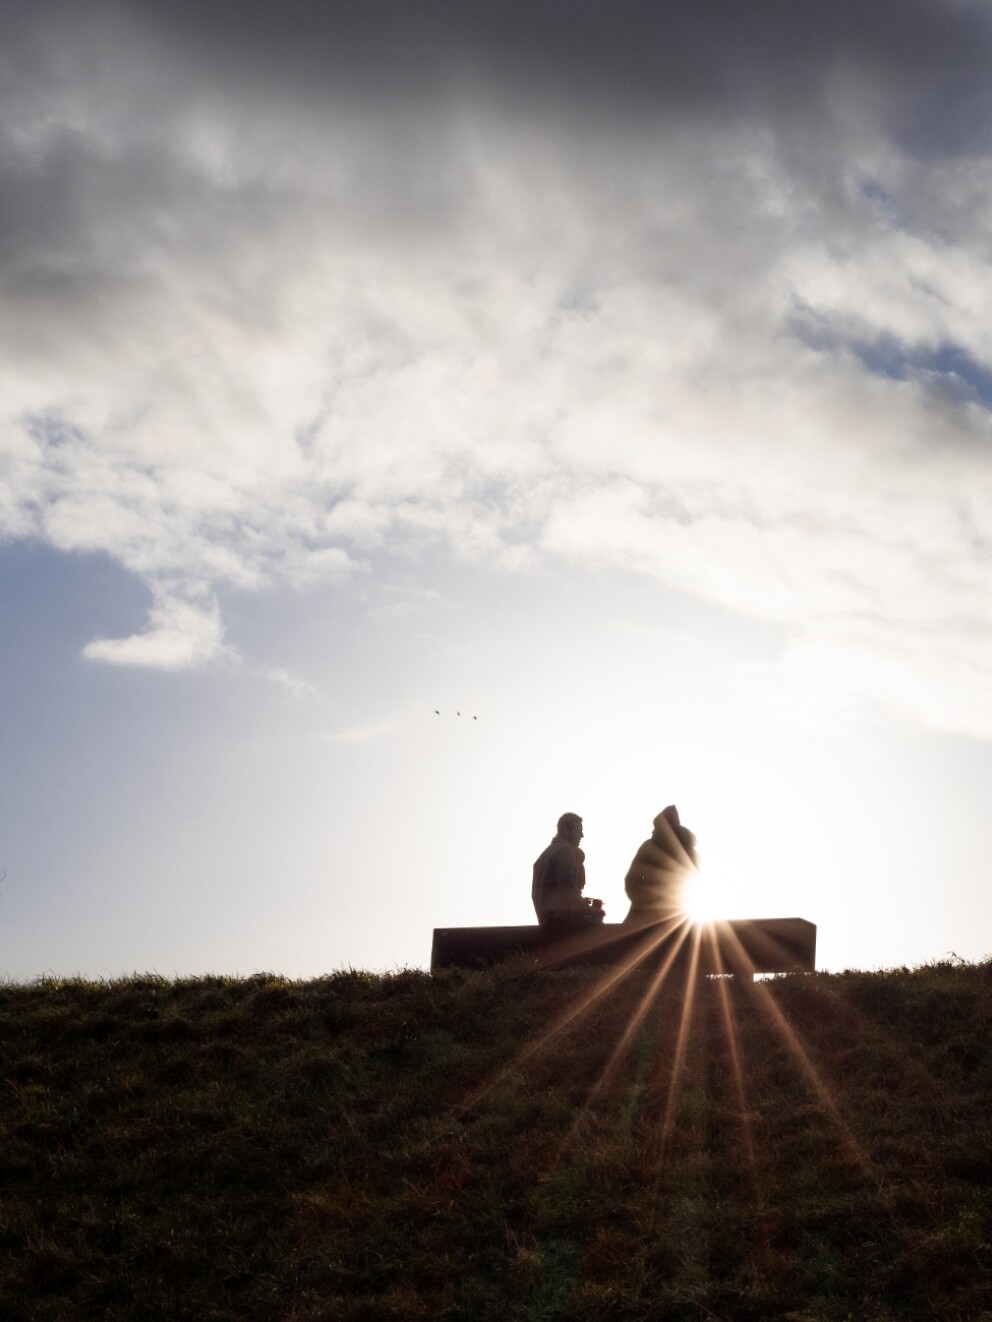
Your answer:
[622,805,697,927]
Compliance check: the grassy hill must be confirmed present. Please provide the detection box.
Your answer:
[2,958,991,1320]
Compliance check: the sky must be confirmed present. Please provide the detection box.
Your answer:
[3,0,992,980]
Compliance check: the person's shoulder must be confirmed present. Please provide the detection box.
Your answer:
[562,844,585,867]
[536,838,567,863]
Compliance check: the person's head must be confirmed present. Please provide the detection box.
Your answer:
[557,812,584,844]
[653,804,680,833]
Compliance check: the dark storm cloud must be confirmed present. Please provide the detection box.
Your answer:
[4,0,986,300]
[9,0,992,135]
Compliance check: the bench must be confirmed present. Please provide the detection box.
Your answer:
[430,918,816,982]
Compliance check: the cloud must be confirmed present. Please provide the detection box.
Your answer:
[3,3,992,730]
[326,719,395,744]
[83,590,231,670]
[255,666,321,699]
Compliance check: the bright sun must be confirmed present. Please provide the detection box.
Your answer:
[683,872,727,924]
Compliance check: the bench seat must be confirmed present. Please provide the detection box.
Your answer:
[431,918,816,980]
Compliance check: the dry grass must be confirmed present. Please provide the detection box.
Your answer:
[2,959,991,1320]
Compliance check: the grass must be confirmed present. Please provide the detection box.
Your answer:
[2,959,991,1319]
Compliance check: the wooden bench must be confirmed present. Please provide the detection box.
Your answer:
[431,918,816,982]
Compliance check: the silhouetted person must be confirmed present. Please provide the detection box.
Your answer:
[623,805,697,927]
[532,812,605,929]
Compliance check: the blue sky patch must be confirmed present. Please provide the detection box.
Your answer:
[851,337,992,408]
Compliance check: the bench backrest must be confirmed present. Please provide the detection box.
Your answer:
[431,918,816,977]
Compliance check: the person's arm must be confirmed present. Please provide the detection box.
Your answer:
[560,846,583,900]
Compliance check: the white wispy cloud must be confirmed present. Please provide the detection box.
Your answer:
[326,719,396,744]
[3,2,992,732]
[255,666,322,699]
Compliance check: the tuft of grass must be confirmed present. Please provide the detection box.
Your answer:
[2,960,992,1319]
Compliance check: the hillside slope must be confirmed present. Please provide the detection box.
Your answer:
[3,960,991,1320]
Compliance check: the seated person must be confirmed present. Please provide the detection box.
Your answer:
[622,804,697,927]
[532,812,605,929]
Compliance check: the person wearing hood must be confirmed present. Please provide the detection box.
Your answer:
[622,804,697,928]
